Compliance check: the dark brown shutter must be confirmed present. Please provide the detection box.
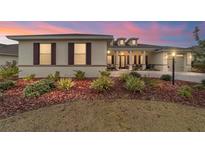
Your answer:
[111,55,114,64]
[68,43,74,65]
[134,55,137,64]
[86,43,91,65]
[33,43,40,65]
[51,43,56,65]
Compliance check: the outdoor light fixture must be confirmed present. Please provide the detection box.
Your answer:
[172,51,176,85]
[172,52,176,57]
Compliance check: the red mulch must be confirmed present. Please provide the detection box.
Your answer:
[0,78,205,119]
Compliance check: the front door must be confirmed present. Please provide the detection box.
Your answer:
[119,55,126,68]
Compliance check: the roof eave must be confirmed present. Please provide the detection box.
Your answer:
[7,35,114,41]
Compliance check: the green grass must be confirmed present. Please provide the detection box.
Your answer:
[1,99,205,131]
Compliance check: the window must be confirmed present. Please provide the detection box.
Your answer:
[74,43,86,65]
[119,40,124,45]
[107,55,112,64]
[132,40,136,45]
[40,44,51,65]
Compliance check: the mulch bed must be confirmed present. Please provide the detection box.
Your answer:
[0,78,205,119]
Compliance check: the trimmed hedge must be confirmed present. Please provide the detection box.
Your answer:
[160,74,172,81]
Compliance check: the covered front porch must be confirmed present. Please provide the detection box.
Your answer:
[107,48,192,72]
[107,50,146,70]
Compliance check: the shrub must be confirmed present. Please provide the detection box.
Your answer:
[38,79,55,88]
[120,73,129,82]
[124,75,145,92]
[0,91,3,101]
[90,76,113,92]
[47,71,60,81]
[74,70,85,80]
[192,64,205,73]
[0,80,15,91]
[23,74,35,81]
[193,84,205,90]
[57,78,74,90]
[201,79,205,86]
[129,71,141,78]
[0,61,19,80]
[177,85,192,98]
[99,70,111,77]
[23,79,55,98]
[143,77,158,87]
[160,74,172,81]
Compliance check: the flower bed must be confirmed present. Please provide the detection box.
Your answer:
[0,78,205,119]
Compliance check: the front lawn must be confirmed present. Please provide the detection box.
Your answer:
[1,77,205,119]
[0,99,205,132]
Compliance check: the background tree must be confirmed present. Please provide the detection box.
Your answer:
[192,26,205,64]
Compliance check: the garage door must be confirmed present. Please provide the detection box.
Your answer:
[168,56,184,72]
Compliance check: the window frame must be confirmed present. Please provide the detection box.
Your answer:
[39,43,52,65]
[74,43,86,65]
[132,40,136,45]
[119,40,124,46]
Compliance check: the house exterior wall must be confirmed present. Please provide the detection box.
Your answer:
[184,52,192,71]
[18,40,107,78]
[148,52,167,71]
[19,66,106,78]
[0,55,18,66]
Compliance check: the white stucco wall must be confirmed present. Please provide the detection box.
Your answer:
[18,40,107,77]
[19,66,106,78]
[0,55,18,66]
[148,52,167,71]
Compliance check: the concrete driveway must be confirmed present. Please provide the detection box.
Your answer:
[111,70,205,83]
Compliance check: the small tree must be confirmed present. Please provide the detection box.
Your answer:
[192,26,205,64]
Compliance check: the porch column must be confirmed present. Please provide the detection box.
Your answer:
[115,51,119,70]
[142,51,146,70]
[184,52,192,71]
[129,51,133,70]
[162,52,168,71]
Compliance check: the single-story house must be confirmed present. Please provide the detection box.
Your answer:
[0,44,18,66]
[7,34,192,78]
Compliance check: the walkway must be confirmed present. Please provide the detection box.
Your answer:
[110,70,205,83]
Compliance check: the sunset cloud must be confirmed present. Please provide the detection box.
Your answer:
[0,21,79,35]
[0,21,204,47]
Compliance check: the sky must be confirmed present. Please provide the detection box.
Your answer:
[0,21,204,47]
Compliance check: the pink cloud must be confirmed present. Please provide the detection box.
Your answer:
[100,21,189,45]
[0,21,80,35]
